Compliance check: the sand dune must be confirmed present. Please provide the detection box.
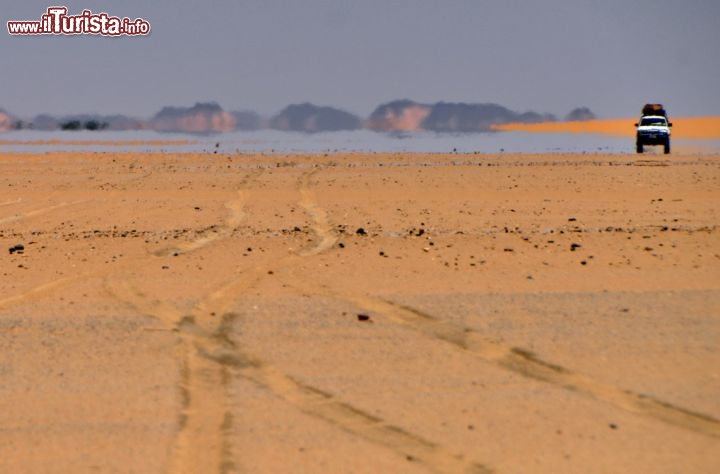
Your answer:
[1,151,718,473]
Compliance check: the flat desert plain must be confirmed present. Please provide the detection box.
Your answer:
[1,151,719,473]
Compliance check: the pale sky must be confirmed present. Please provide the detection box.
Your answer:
[3,0,719,118]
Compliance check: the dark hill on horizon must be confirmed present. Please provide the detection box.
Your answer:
[366,100,557,132]
[151,102,237,134]
[270,103,361,133]
[422,102,556,132]
[1,100,594,134]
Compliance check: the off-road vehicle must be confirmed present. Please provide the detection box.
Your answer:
[635,104,671,154]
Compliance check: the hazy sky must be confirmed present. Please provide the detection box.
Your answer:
[3,0,719,118]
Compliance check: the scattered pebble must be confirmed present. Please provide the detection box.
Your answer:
[357,314,371,322]
[8,244,24,255]
[356,227,367,236]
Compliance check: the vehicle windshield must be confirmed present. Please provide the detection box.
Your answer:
[640,117,667,126]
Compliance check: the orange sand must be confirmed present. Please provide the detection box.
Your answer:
[493,116,720,140]
[1,152,719,473]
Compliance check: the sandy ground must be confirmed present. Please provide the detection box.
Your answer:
[1,151,719,473]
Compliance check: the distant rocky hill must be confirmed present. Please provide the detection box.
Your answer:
[423,102,556,132]
[270,103,361,132]
[366,99,432,131]
[565,107,596,121]
[422,102,516,132]
[368,100,557,132]
[51,114,143,131]
[0,101,595,134]
[151,102,236,133]
[0,109,15,132]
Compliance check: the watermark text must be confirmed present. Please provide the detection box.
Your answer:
[8,7,151,36]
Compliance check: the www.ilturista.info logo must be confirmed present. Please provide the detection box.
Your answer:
[7,7,151,36]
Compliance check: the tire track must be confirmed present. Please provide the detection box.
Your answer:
[0,198,22,207]
[297,169,337,256]
[0,275,80,310]
[261,169,720,440]
[102,171,263,474]
[192,314,493,474]
[0,199,86,225]
[111,279,493,473]
[154,170,262,257]
[109,285,231,474]
[105,166,493,473]
[337,294,720,439]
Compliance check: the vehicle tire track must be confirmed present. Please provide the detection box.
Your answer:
[194,314,493,474]
[109,276,494,474]
[0,199,86,225]
[0,275,81,310]
[108,285,232,474]
[0,198,22,207]
[297,169,337,256]
[337,294,720,439]
[104,166,493,473]
[102,171,263,474]
[154,169,262,257]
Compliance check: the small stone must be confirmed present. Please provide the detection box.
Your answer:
[357,314,371,322]
[609,423,618,430]
[356,227,367,236]
[9,244,25,254]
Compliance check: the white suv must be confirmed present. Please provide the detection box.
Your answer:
[635,114,671,154]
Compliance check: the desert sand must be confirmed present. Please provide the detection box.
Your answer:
[1,151,719,473]
[493,116,720,140]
